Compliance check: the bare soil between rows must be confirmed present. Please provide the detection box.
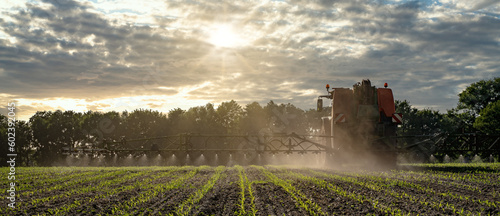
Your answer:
[2,165,499,216]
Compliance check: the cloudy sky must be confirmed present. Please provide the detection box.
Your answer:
[0,0,499,120]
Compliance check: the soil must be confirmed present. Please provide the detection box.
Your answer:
[2,165,499,215]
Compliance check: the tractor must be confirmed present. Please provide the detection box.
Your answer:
[61,78,500,167]
[317,79,402,168]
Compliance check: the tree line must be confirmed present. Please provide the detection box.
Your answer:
[1,78,498,166]
[396,77,500,136]
[0,101,328,166]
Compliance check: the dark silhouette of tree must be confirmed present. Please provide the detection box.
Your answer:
[167,108,186,135]
[184,103,224,134]
[15,120,34,166]
[305,106,330,134]
[0,115,8,166]
[80,110,122,149]
[121,109,167,138]
[239,102,267,135]
[30,110,83,166]
[216,100,243,134]
[280,103,308,134]
[8,77,498,167]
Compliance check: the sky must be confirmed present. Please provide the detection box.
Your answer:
[0,0,499,121]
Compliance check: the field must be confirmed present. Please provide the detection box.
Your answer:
[2,164,500,215]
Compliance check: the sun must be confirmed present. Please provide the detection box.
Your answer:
[208,25,244,48]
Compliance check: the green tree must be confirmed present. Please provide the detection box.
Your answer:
[473,100,500,135]
[395,100,444,135]
[443,108,476,133]
[458,77,500,116]
[395,100,418,135]
[446,77,500,134]
[414,109,444,135]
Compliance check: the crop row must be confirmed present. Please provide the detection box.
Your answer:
[0,167,87,186]
[308,169,471,215]
[275,168,406,215]
[51,167,186,215]
[257,166,326,215]
[337,169,499,209]
[2,164,499,215]
[235,165,257,216]
[21,169,128,196]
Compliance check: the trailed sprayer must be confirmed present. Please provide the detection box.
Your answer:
[317,79,402,167]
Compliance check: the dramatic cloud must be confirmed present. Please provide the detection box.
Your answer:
[0,0,499,120]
